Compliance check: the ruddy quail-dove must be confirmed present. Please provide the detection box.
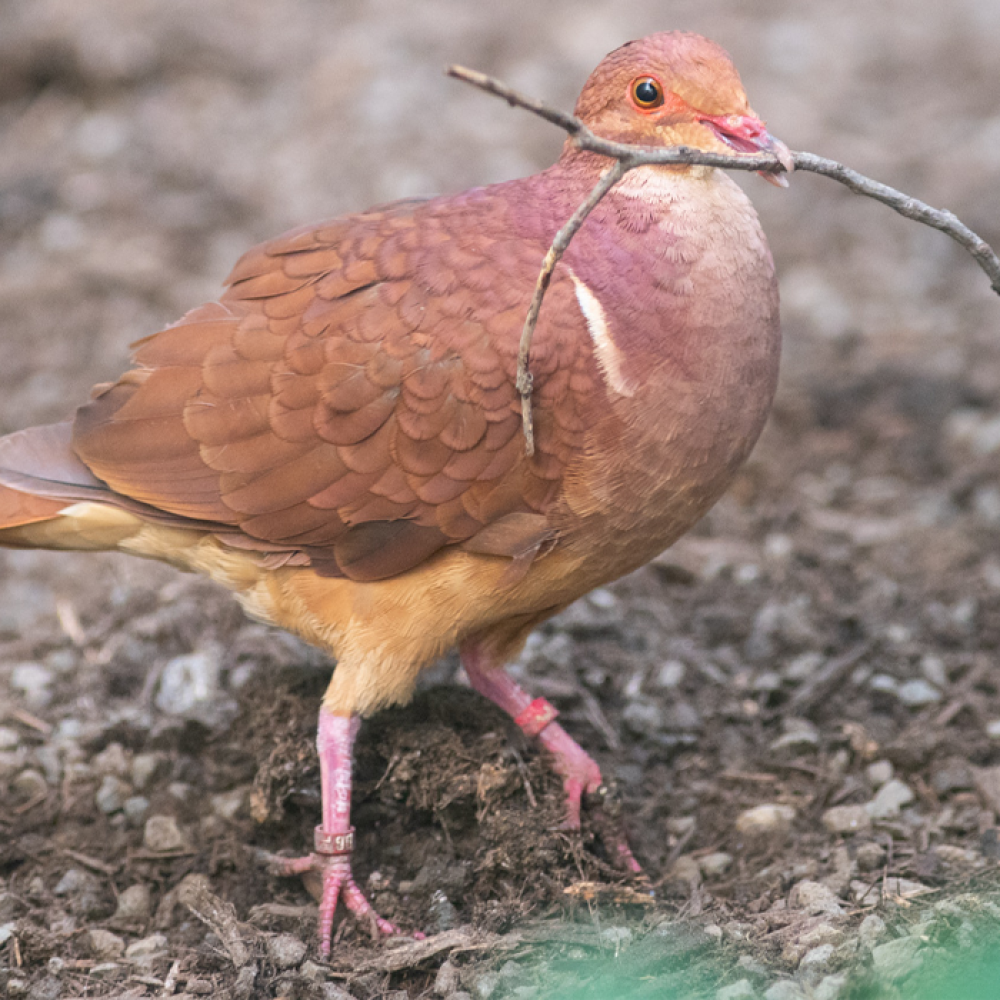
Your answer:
[0,31,789,953]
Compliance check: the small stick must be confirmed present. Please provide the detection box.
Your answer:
[515,159,629,455]
[447,64,1000,454]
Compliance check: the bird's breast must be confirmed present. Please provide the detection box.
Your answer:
[551,169,781,582]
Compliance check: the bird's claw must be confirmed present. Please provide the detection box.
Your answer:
[265,826,419,956]
[583,780,643,874]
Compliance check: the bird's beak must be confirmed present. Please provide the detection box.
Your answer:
[698,113,794,188]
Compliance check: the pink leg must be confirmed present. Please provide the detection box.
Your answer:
[461,642,641,873]
[267,708,418,955]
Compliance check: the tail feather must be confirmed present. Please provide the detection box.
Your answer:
[0,422,246,555]
[0,421,141,548]
[0,484,68,532]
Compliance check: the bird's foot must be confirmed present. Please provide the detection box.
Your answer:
[539,721,642,874]
[266,826,416,956]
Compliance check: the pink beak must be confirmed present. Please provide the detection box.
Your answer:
[698,113,794,188]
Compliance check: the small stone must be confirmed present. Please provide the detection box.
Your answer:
[866,760,894,787]
[716,980,756,1000]
[428,889,458,932]
[668,854,702,885]
[896,679,942,707]
[34,745,61,784]
[933,843,977,865]
[784,652,823,681]
[856,841,887,871]
[789,880,843,916]
[95,775,130,814]
[12,768,48,800]
[869,674,899,695]
[753,671,782,693]
[736,803,796,837]
[168,781,194,801]
[113,883,152,924]
[130,752,163,791]
[473,971,500,999]
[0,751,25,779]
[621,700,664,735]
[588,587,617,609]
[822,805,871,835]
[770,718,820,752]
[859,914,887,949]
[319,985,356,1000]
[799,943,835,972]
[813,974,847,1000]
[737,954,768,975]
[434,959,460,996]
[267,932,308,969]
[6,977,27,997]
[155,648,225,721]
[0,726,20,750]
[92,742,129,777]
[123,796,150,824]
[299,960,325,983]
[799,923,844,949]
[866,779,915,819]
[698,852,733,878]
[931,759,974,795]
[88,963,123,980]
[666,815,696,836]
[498,962,522,981]
[0,893,22,921]
[986,719,1000,740]
[124,933,168,962]
[87,928,125,960]
[0,921,18,945]
[764,983,805,1000]
[211,787,248,820]
[54,867,100,897]
[920,655,948,687]
[871,936,924,980]
[653,660,686,688]
[10,662,55,709]
[143,814,186,853]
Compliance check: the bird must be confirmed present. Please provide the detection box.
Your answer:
[0,31,788,954]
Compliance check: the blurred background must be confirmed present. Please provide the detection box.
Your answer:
[3,3,1000,992]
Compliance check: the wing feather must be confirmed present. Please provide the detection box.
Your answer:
[68,190,601,581]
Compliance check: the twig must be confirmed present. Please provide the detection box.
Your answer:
[786,641,871,716]
[794,151,1000,293]
[516,160,628,454]
[447,64,1000,454]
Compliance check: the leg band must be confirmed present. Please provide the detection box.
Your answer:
[513,697,559,738]
[314,825,355,855]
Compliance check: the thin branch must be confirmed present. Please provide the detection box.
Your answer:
[793,151,1000,294]
[516,159,629,455]
[447,64,1000,454]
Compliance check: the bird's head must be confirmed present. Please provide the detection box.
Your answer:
[573,31,792,187]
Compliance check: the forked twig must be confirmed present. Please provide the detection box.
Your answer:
[447,64,1000,455]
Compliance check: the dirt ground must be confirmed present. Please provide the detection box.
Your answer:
[2,1,1000,998]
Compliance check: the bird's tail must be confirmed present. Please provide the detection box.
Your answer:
[0,422,139,550]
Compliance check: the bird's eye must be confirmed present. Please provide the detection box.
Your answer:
[631,76,664,109]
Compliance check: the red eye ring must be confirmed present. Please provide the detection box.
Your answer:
[631,76,664,110]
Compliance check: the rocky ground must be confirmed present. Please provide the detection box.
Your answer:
[2,1,1000,998]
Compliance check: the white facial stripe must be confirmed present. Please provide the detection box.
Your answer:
[568,273,635,397]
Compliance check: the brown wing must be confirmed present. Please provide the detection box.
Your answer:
[71,191,599,581]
